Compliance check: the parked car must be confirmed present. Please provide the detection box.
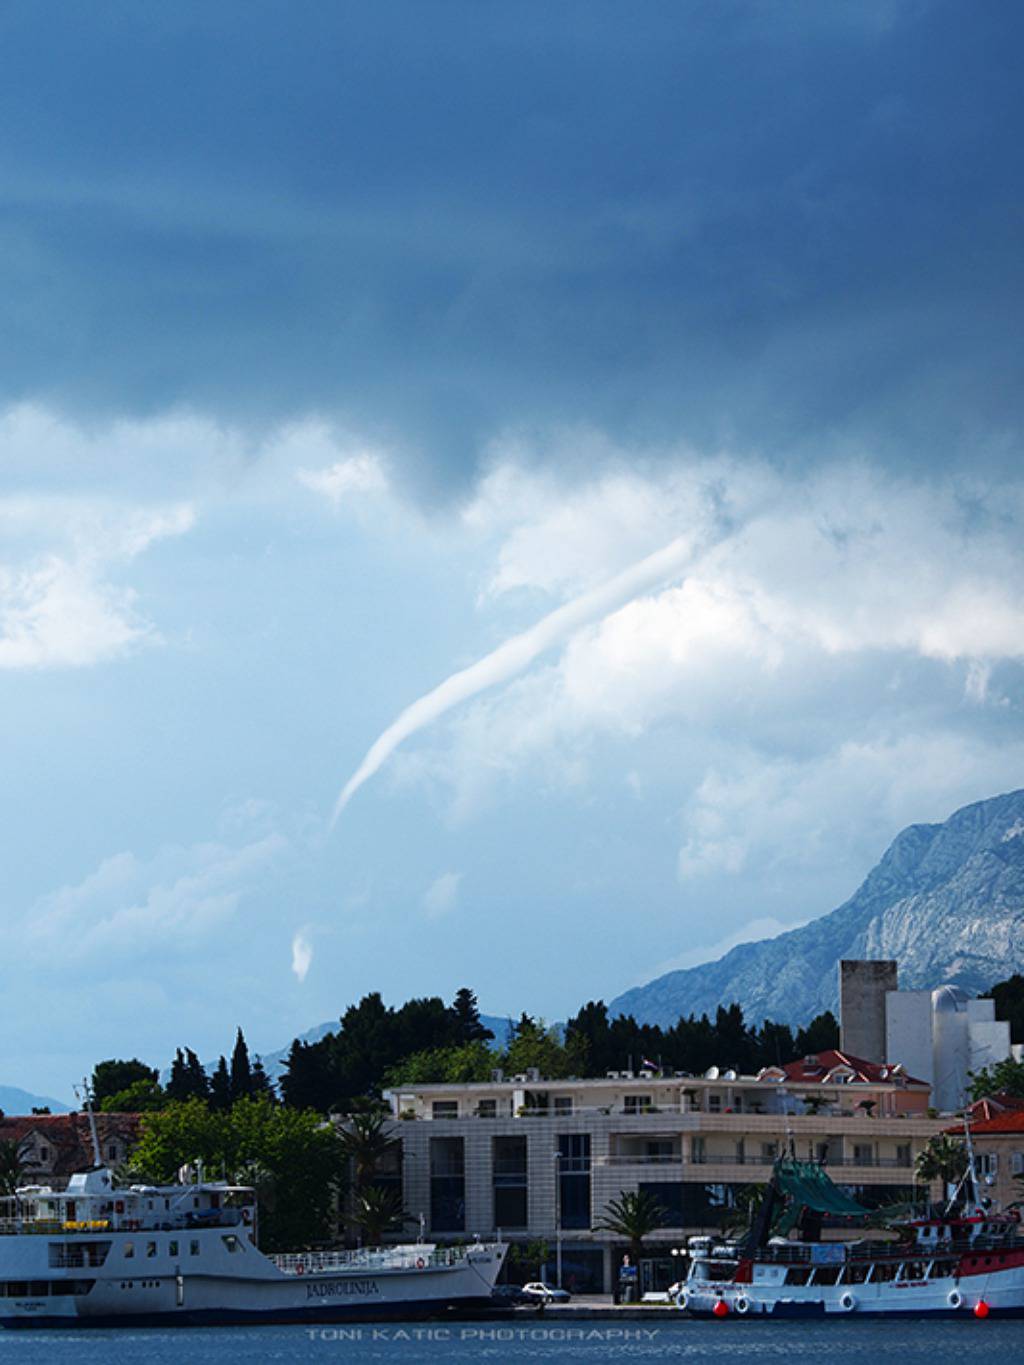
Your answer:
[521,1281,571,1303]
[491,1284,532,1306]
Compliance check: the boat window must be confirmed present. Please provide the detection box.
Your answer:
[784,1267,810,1285]
[222,1235,239,1253]
[123,1243,134,1259]
[169,1241,179,1257]
[146,1242,157,1258]
[190,1240,200,1256]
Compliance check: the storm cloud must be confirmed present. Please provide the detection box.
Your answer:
[1,2,1021,488]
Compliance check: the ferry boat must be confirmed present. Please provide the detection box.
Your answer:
[678,1134,1024,1319]
[0,1118,505,1327]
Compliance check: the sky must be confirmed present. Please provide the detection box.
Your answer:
[2,2,1024,1100]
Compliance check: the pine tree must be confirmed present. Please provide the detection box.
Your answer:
[166,1048,190,1102]
[230,1028,252,1103]
[210,1055,231,1110]
[184,1048,209,1100]
[450,988,493,1043]
[250,1056,276,1101]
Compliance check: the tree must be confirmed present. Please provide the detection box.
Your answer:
[983,973,1024,1045]
[210,1056,232,1110]
[337,1108,399,1190]
[593,1190,669,1267]
[970,1056,1024,1101]
[384,1042,495,1088]
[127,1097,345,1251]
[99,1078,166,1112]
[250,1056,277,1101]
[350,1185,409,1244]
[793,1011,840,1057]
[915,1135,967,1191]
[91,1059,158,1106]
[230,1028,253,1103]
[504,1017,572,1079]
[0,1138,31,1196]
[166,1048,210,1103]
[450,988,493,1044]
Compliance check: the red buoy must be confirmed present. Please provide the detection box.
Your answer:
[974,1300,990,1319]
[712,1299,729,1318]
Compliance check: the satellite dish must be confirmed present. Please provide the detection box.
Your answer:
[704,1066,719,1080]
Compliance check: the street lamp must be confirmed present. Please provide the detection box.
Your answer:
[554,1150,562,1290]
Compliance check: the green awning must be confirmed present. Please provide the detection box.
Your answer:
[773,1157,870,1217]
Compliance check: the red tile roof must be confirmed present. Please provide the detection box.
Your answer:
[767,1049,928,1087]
[0,1112,141,1176]
[946,1110,1024,1136]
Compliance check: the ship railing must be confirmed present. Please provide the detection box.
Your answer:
[271,1244,495,1276]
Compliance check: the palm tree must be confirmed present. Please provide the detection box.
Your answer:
[915,1135,967,1193]
[0,1139,31,1197]
[338,1110,399,1190]
[350,1186,409,1244]
[593,1190,668,1267]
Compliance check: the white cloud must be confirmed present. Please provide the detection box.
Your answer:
[26,829,287,965]
[297,452,389,502]
[291,929,314,982]
[0,497,195,669]
[423,871,462,919]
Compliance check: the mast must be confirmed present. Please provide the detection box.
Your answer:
[76,1077,103,1167]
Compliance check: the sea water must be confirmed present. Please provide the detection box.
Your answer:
[0,1319,1017,1364]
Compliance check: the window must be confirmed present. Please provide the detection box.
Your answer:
[760,1142,778,1162]
[707,1094,721,1113]
[1011,1152,1024,1176]
[624,1095,652,1115]
[853,1144,874,1166]
[190,1241,200,1257]
[39,1146,50,1162]
[557,1134,591,1230]
[896,1144,911,1168]
[554,1096,574,1116]
[430,1137,465,1233]
[432,1101,458,1120]
[107,1144,118,1161]
[222,1236,240,1253]
[123,1243,134,1259]
[169,1241,179,1257]
[476,1099,497,1118]
[492,1136,528,1229]
[691,1137,706,1164]
[146,1242,157,1258]
[977,1153,998,1176]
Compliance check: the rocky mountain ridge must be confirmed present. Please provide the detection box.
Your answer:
[609,788,1024,1028]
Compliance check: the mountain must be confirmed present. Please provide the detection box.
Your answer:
[0,1085,71,1115]
[609,788,1024,1029]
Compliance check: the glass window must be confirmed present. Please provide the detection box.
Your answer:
[146,1242,157,1258]
[476,1099,497,1118]
[554,1096,574,1116]
[169,1241,179,1257]
[190,1240,200,1256]
[123,1243,134,1259]
[432,1101,458,1120]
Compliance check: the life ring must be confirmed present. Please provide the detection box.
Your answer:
[735,1296,750,1314]
[296,1262,305,1275]
[840,1292,856,1312]
[416,1257,426,1269]
[948,1290,962,1310]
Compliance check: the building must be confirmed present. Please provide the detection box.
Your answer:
[838,959,1015,1112]
[0,1112,141,1186]
[382,1064,946,1294]
[946,1110,1024,1213]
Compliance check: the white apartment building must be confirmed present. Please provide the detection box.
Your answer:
[381,1060,948,1294]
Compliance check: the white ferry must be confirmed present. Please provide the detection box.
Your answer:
[0,1145,505,1327]
[678,1140,1024,1319]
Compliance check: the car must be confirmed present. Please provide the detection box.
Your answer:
[491,1284,533,1306]
[521,1281,571,1303]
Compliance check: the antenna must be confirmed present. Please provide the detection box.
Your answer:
[74,1077,103,1168]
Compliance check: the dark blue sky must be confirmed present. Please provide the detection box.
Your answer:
[2,1,1021,489]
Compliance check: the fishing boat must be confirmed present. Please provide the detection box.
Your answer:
[678,1125,1024,1318]
[0,1107,505,1328]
